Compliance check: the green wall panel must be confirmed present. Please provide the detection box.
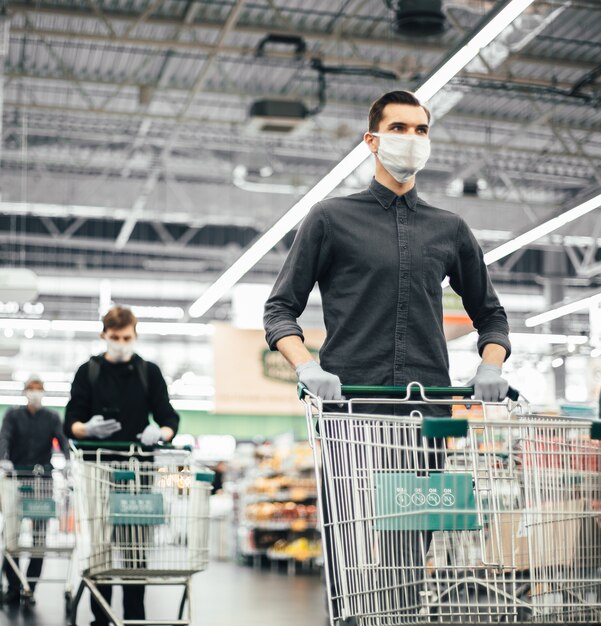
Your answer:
[0,405,308,440]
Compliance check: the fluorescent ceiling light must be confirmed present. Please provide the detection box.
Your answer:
[189,0,534,318]
[417,0,536,101]
[0,393,213,412]
[0,318,214,337]
[189,142,371,317]
[525,291,601,328]
[484,192,601,266]
[451,330,588,346]
[510,333,588,345]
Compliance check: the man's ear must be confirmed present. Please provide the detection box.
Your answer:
[363,131,378,154]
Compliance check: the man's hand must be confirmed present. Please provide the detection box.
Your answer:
[0,459,14,473]
[62,460,72,478]
[468,364,509,402]
[296,361,342,401]
[83,415,122,439]
[137,424,163,446]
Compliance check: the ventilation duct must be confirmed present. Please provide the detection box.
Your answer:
[394,0,446,36]
[247,99,309,135]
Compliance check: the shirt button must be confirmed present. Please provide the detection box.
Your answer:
[400,218,406,224]
[402,244,408,250]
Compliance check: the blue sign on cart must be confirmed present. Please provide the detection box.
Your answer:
[109,493,165,525]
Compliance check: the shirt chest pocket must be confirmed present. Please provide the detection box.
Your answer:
[422,246,448,296]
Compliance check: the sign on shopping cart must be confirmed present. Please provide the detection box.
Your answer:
[21,498,56,520]
[374,472,479,531]
[109,493,165,525]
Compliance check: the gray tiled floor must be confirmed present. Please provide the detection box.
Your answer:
[0,559,326,626]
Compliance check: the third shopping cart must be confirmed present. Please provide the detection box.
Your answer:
[0,464,75,609]
[69,441,213,626]
[300,381,601,625]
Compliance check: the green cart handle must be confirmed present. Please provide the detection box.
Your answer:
[299,383,519,402]
[70,440,192,452]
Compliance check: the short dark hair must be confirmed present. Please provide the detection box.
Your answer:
[102,306,137,333]
[368,90,431,132]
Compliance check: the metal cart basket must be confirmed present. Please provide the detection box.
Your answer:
[0,465,75,609]
[69,441,213,626]
[301,382,601,625]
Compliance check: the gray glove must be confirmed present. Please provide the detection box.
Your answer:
[296,361,342,401]
[468,364,509,402]
[62,460,72,477]
[0,459,14,473]
[83,414,122,439]
[137,424,163,446]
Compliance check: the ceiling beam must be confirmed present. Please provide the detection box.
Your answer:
[0,232,287,264]
[7,4,595,74]
[4,66,579,98]
[4,97,599,137]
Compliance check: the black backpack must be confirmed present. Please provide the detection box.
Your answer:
[87,355,149,395]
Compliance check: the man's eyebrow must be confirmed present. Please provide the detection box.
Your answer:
[386,122,429,130]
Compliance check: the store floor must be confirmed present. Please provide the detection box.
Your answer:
[0,559,326,626]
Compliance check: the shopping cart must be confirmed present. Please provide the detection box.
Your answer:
[69,441,214,626]
[0,464,75,609]
[300,381,601,625]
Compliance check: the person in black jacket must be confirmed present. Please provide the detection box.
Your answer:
[0,374,70,605]
[64,305,179,626]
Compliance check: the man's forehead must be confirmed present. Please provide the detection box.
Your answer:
[107,325,135,335]
[381,103,429,125]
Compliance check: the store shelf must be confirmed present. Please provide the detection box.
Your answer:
[233,441,322,573]
[243,520,318,531]
[243,491,318,503]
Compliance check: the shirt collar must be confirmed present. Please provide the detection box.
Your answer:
[368,178,418,211]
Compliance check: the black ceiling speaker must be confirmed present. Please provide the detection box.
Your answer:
[394,0,446,36]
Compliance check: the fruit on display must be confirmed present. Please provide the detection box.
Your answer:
[245,502,317,524]
[267,538,322,561]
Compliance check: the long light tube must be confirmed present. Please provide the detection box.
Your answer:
[452,331,589,346]
[484,192,601,266]
[525,291,601,328]
[188,0,535,318]
[0,318,214,336]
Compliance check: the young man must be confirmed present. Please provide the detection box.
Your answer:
[264,91,511,625]
[0,375,70,605]
[65,305,179,626]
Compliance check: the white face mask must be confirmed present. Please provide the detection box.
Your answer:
[106,340,135,363]
[25,390,44,410]
[372,133,431,183]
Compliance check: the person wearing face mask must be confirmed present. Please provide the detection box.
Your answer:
[264,91,511,625]
[64,305,179,626]
[0,375,70,605]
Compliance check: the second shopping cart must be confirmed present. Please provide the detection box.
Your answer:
[69,441,213,626]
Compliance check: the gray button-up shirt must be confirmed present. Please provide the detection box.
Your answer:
[264,179,511,389]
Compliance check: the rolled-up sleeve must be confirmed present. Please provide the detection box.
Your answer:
[264,202,332,350]
[449,217,511,360]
